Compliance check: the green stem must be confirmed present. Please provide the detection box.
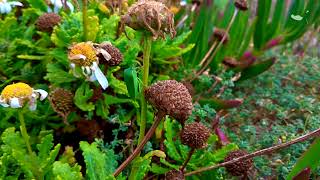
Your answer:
[82,0,88,41]
[18,111,33,155]
[138,35,152,145]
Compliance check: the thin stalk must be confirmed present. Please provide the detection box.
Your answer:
[82,0,88,41]
[195,9,239,79]
[138,35,152,145]
[185,127,320,176]
[180,148,195,171]
[199,41,217,66]
[114,112,166,177]
[18,111,33,155]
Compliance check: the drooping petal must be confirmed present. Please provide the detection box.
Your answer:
[66,2,74,12]
[0,98,9,107]
[88,73,97,82]
[8,2,23,6]
[69,54,86,60]
[0,5,5,14]
[91,62,108,90]
[70,63,76,69]
[4,3,12,14]
[9,97,22,108]
[100,49,112,61]
[34,89,48,101]
[28,101,37,111]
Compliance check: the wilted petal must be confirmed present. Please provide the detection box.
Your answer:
[66,2,74,12]
[0,98,9,107]
[89,73,97,82]
[91,62,108,90]
[9,2,23,6]
[70,63,76,69]
[29,101,37,111]
[34,89,48,101]
[69,54,86,60]
[9,98,22,108]
[100,49,112,61]
[4,3,12,13]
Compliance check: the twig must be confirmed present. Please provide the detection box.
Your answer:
[185,128,320,176]
[194,9,239,79]
[180,148,196,171]
[114,112,166,177]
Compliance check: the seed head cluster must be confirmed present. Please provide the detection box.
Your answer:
[165,169,185,180]
[49,88,74,118]
[121,0,176,39]
[224,150,253,176]
[180,122,211,149]
[144,80,193,124]
[97,43,123,66]
[36,13,61,32]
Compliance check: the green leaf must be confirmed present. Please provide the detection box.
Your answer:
[253,0,272,50]
[45,63,77,85]
[87,15,99,41]
[97,15,120,42]
[238,57,276,81]
[287,138,320,180]
[26,0,48,12]
[104,94,139,108]
[129,158,151,180]
[199,98,243,110]
[108,67,128,95]
[74,83,95,111]
[164,119,183,162]
[52,162,83,180]
[265,0,285,40]
[124,67,139,99]
[80,141,117,180]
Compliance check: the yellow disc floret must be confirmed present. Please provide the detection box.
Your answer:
[1,83,33,100]
[68,42,97,67]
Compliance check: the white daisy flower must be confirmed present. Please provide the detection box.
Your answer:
[47,0,74,13]
[0,0,23,14]
[68,42,109,90]
[0,82,48,111]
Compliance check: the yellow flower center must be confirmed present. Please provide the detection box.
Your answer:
[1,83,33,100]
[68,42,97,67]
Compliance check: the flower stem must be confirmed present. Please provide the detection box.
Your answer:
[114,112,165,177]
[82,0,88,41]
[185,127,320,176]
[138,35,152,145]
[180,148,195,171]
[18,111,33,155]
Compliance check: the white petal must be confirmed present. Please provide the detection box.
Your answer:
[91,63,108,89]
[9,98,22,108]
[100,49,112,61]
[70,63,76,69]
[4,3,12,13]
[88,73,97,82]
[29,102,37,111]
[0,5,5,14]
[0,98,9,107]
[66,2,74,12]
[69,54,86,60]
[34,89,48,101]
[9,2,23,6]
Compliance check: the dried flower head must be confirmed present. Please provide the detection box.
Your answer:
[144,80,193,124]
[180,122,211,149]
[68,42,109,90]
[121,0,176,39]
[49,88,74,119]
[224,150,253,176]
[0,82,48,110]
[165,169,185,180]
[211,28,229,44]
[95,42,123,66]
[234,0,248,11]
[35,13,61,32]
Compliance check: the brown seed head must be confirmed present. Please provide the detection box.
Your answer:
[165,169,185,180]
[234,0,248,11]
[224,150,253,176]
[180,122,211,149]
[97,43,123,66]
[121,0,176,39]
[36,13,61,32]
[144,80,193,124]
[212,28,229,44]
[49,88,74,118]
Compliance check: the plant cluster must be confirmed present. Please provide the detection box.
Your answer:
[0,0,319,179]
